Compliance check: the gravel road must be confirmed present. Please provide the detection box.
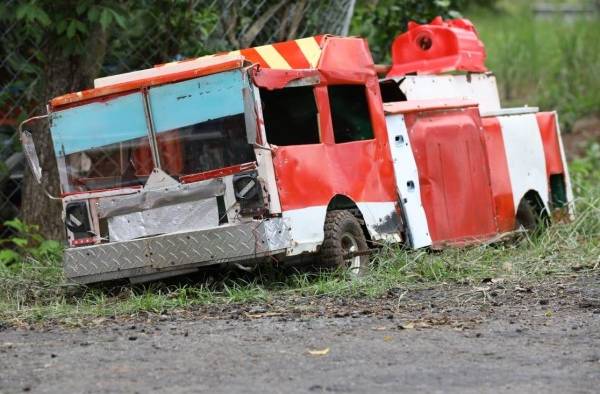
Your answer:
[1,275,599,393]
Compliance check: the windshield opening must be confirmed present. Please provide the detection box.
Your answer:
[156,114,254,178]
[51,92,152,193]
[61,137,153,192]
[148,69,255,181]
[51,69,256,193]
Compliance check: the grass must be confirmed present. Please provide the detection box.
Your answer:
[1,145,598,325]
[465,1,600,130]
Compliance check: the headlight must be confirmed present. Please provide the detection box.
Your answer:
[232,171,265,216]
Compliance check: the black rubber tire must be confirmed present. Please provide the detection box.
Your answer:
[516,198,546,233]
[320,210,370,276]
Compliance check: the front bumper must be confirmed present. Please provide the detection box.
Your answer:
[63,218,291,284]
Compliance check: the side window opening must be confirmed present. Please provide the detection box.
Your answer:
[260,86,320,146]
[379,79,407,103]
[328,85,374,143]
[550,174,567,208]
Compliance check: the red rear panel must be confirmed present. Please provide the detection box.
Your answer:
[536,112,565,176]
[481,117,516,233]
[405,107,498,244]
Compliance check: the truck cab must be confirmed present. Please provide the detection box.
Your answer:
[22,18,574,283]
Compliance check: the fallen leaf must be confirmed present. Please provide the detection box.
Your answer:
[515,285,531,292]
[244,312,282,319]
[372,326,387,331]
[308,347,330,356]
[383,335,393,342]
[398,322,414,330]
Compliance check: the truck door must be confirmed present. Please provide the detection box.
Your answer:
[405,106,498,245]
[385,113,432,248]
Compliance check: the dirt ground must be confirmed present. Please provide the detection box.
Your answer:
[1,274,599,394]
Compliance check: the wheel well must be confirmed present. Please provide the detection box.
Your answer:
[326,194,371,242]
[521,190,550,223]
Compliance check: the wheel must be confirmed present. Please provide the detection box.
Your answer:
[320,210,370,276]
[516,198,547,233]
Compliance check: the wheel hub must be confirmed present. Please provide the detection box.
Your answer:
[340,232,361,274]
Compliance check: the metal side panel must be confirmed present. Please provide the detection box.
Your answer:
[497,114,549,212]
[64,239,148,278]
[63,218,291,281]
[385,114,432,249]
[398,74,501,114]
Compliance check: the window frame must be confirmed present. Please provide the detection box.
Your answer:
[259,85,323,147]
[327,84,375,144]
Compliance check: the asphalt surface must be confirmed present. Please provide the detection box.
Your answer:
[1,275,599,393]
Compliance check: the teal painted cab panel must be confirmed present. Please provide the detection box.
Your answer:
[148,69,245,133]
[50,92,148,156]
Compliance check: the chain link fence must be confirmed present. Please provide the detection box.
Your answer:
[0,0,355,238]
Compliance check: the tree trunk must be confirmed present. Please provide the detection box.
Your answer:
[21,28,108,240]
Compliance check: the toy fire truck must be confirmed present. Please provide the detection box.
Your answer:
[20,17,573,283]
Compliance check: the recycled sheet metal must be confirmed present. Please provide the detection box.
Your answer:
[108,197,218,242]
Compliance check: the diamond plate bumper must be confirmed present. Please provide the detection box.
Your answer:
[63,218,291,283]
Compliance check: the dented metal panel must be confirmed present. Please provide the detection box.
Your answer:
[481,117,517,233]
[404,106,498,244]
[107,198,218,242]
[229,36,324,70]
[50,92,148,156]
[384,114,432,248]
[97,178,224,218]
[537,112,575,218]
[51,55,244,108]
[398,74,501,113]
[497,113,549,212]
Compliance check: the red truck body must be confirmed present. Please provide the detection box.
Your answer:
[21,18,573,283]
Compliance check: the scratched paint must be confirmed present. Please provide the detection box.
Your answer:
[50,92,148,155]
[148,70,245,133]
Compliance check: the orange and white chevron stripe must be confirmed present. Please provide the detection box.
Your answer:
[229,36,324,69]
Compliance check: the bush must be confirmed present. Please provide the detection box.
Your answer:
[0,219,64,314]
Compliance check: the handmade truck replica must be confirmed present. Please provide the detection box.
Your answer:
[20,17,573,284]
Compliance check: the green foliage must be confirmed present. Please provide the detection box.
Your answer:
[0,219,62,267]
[466,3,600,129]
[0,219,64,318]
[350,0,464,62]
[570,143,600,194]
[10,1,127,52]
